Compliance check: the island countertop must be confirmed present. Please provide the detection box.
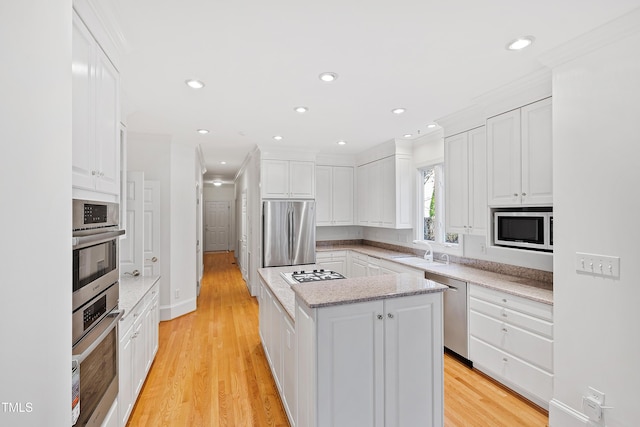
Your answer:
[257,265,447,322]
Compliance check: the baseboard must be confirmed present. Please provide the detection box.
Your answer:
[159,297,197,321]
[549,399,591,427]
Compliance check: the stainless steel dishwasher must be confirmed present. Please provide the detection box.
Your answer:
[424,271,470,365]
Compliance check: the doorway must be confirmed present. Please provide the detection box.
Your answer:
[205,201,230,252]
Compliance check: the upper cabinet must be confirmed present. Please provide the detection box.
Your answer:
[261,159,315,199]
[316,166,354,226]
[487,97,552,207]
[445,126,487,235]
[356,154,412,229]
[72,12,120,197]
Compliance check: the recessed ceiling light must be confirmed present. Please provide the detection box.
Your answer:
[337,140,347,146]
[427,124,437,129]
[294,106,309,113]
[391,108,406,115]
[403,134,413,138]
[213,181,222,187]
[185,79,205,89]
[273,135,283,141]
[506,36,535,51]
[220,161,227,165]
[319,72,338,82]
[197,129,209,134]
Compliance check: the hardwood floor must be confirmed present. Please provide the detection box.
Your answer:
[127,252,548,426]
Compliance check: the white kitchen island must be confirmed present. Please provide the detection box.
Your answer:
[257,266,447,427]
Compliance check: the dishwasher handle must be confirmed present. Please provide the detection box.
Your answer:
[447,285,459,292]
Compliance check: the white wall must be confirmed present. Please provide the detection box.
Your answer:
[0,1,71,425]
[127,134,197,319]
[203,183,236,249]
[549,28,640,427]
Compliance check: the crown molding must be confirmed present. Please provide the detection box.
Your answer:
[435,106,485,138]
[538,6,640,69]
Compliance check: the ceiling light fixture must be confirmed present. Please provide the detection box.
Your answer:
[213,180,222,187]
[319,72,338,82]
[294,106,309,113]
[273,135,283,141]
[403,134,412,138]
[220,161,227,165]
[197,129,209,134]
[427,124,437,129]
[391,108,406,115]
[337,140,347,146]
[506,36,535,51]
[185,79,205,89]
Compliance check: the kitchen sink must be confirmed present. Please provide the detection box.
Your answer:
[393,257,450,269]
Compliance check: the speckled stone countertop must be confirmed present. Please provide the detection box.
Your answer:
[317,244,553,305]
[258,265,447,322]
[119,275,160,317]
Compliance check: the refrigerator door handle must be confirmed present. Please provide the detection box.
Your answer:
[288,207,294,264]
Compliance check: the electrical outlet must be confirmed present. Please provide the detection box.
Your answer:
[175,289,180,299]
[576,252,620,278]
[588,387,605,405]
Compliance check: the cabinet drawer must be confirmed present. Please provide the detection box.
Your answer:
[470,337,553,405]
[470,311,552,371]
[470,285,552,321]
[317,250,347,259]
[350,252,368,262]
[470,297,553,338]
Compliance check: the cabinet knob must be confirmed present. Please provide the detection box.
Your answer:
[522,192,527,196]
[513,193,518,197]
[377,314,383,320]
[502,298,507,303]
[92,170,97,176]
[502,328,508,333]
[502,357,508,363]
[387,313,394,319]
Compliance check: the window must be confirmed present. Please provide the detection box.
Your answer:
[418,164,458,245]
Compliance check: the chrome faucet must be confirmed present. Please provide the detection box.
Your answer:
[440,253,450,265]
[413,240,433,262]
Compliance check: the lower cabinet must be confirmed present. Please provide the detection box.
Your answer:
[469,284,553,409]
[296,292,443,427]
[118,281,160,427]
[348,251,423,279]
[259,279,297,426]
[315,251,348,276]
[100,398,118,427]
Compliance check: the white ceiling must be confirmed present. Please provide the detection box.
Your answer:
[92,0,640,182]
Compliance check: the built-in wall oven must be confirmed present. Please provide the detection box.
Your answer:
[72,199,124,426]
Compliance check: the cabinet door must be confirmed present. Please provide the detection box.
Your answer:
[487,109,521,206]
[270,293,284,390]
[445,132,469,234]
[94,47,120,195]
[332,167,354,225]
[262,160,290,198]
[368,161,383,225]
[315,166,332,225]
[133,317,146,398]
[317,301,384,427]
[468,127,487,235]
[521,98,553,205]
[357,164,369,225]
[289,161,315,199]
[384,294,443,427]
[318,258,347,276]
[395,155,413,229]
[282,315,297,425]
[71,14,96,191]
[118,324,134,427]
[381,156,396,227]
[350,258,368,278]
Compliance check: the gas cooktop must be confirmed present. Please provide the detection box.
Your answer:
[280,269,346,285]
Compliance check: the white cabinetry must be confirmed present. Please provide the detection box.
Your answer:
[72,12,120,197]
[316,166,354,226]
[315,251,348,276]
[262,160,315,199]
[258,280,297,426]
[445,126,487,235]
[469,284,553,409]
[348,252,422,279]
[487,98,552,207]
[357,155,412,229]
[118,281,160,427]
[296,292,443,427]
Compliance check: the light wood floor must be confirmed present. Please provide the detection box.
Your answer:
[127,252,548,426]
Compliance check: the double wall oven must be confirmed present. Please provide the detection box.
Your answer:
[72,199,124,426]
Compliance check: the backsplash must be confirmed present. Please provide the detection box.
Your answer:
[317,239,554,286]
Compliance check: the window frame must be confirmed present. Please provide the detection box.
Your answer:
[414,162,463,256]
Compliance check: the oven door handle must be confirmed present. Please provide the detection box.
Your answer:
[72,229,125,249]
[72,310,124,363]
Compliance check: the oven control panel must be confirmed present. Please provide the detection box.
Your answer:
[83,203,108,224]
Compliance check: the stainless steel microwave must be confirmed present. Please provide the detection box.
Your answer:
[494,211,553,252]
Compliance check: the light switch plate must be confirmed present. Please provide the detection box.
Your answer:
[576,252,620,278]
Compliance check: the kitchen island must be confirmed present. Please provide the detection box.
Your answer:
[257,265,447,427]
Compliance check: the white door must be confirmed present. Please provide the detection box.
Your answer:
[143,181,161,277]
[204,201,230,252]
[120,171,144,276]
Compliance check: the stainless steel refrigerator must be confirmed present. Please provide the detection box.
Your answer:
[263,200,316,267]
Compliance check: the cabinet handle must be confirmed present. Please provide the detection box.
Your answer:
[522,192,527,196]
[502,328,508,333]
[377,314,383,320]
[502,357,508,363]
[502,298,507,303]
[513,193,518,197]
[387,313,394,319]
[92,170,97,176]
[501,312,508,317]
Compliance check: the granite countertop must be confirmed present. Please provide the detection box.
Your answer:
[317,244,553,305]
[257,265,447,323]
[119,275,161,317]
